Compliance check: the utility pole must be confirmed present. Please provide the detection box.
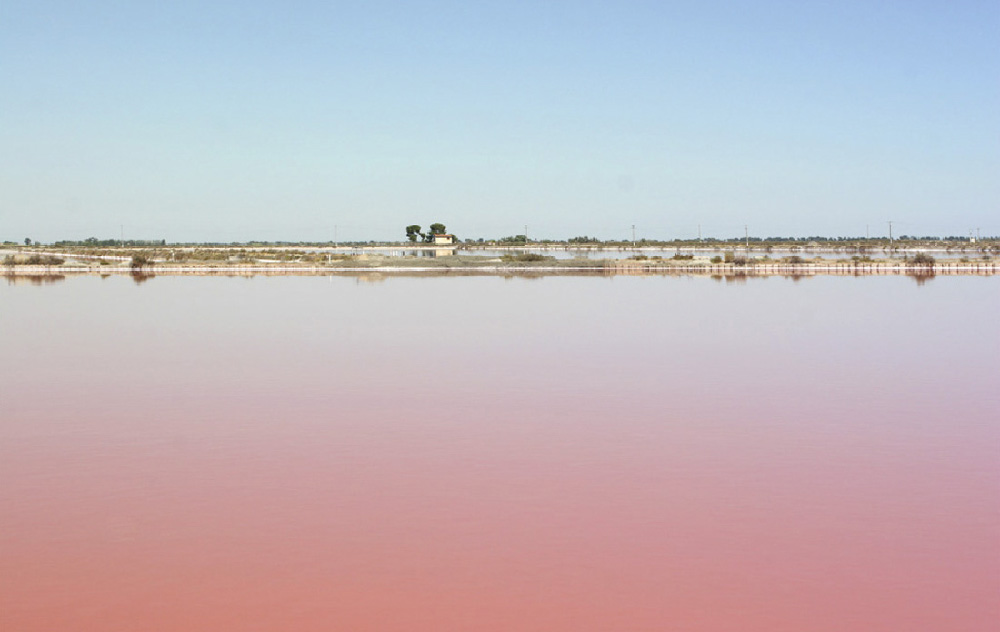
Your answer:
[334,225,338,248]
[866,224,869,240]
[524,225,528,247]
[977,227,981,242]
[121,225,124,249]
[631,224,636,248]
[887,221,894,249]
[744,224,749,255]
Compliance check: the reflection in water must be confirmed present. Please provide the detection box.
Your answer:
[909,271,936,286]
[403,249,457,257]
[4,274,66,286]
[355,272,387,284]
[130,272,155,285]
[500,271,552,281]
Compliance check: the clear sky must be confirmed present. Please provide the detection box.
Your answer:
[2,1,997,242]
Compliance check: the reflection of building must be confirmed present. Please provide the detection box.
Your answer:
[432,248,455,257]
[433,234,454,245]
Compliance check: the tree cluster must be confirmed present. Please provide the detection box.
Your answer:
[405,223,448,243]
[53,237,166,247]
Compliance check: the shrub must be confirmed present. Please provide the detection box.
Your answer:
[723,251,735,263]
[912,252,935,265]
[787,255,804,264]
[500,253,550,263]
[710,256,722,264]
[22,255,64,266]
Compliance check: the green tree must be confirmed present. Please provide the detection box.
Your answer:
[429,223,446,235]
[405,225,423,242]
[24,238,31,246]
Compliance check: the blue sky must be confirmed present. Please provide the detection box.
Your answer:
[2,1,997,242]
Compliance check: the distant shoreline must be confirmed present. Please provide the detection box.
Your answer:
[3,244,997,279]
[4,260,996,278]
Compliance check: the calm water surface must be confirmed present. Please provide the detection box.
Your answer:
[1,275,997,631]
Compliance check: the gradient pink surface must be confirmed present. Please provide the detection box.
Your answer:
[2,275,998,630]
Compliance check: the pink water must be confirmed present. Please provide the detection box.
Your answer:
[2,275,998,630]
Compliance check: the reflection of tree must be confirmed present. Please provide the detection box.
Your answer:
[501,272,545,281]
[909,272,935,286]
[130,271,155,285]
[5,274,66,286]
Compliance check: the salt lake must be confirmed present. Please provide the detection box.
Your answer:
[2,274,997,631]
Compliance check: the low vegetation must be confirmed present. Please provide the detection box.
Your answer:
[3,254,65,266]
[500,253,551,263]
[6,235,996,278]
